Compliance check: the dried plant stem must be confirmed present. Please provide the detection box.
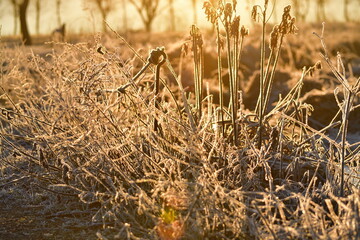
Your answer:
[263,34,284,116]
[216,22,225,137]
[258,4,268,149]
[237,34,246,92]
[166,58,197,132]
[314,23,360,196]
[225,21,238,145]
[340,89,353,196]
[106,22,182,115]
[154,59,163,132]
[191,25,204,122]
[253,203,279,240]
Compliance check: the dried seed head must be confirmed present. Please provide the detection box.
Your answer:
[232,0,237,11]
[240,26,249,37]
[289,17,297,34]
[270,25,280,50]
[231,16,240,37]
[181,43,189,56]
[224,3,233,22]
[217,0,225,15]
[148,47,166,65]
[203,1,218,24]
[279,5,297,35]
[251,6,258,22]
[203,1,211,9]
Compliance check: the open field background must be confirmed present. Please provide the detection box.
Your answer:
[1,1,360,239]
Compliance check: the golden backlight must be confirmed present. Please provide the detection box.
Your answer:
[0,0,358,36]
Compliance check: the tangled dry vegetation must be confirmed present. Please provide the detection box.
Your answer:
[1,1,360,239]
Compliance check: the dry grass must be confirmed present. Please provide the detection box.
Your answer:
[1,2,360,239]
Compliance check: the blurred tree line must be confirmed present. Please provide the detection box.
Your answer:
[1,0,360,46]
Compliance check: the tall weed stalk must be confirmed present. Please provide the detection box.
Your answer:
[252,2,296,148]
[314,23,360,196]
[203,0,248,145]
[190,25,204,122]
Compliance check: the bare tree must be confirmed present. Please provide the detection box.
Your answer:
[343,0,360,22]
[316,0,327,21]
[89,0,114,32]
[128,0,161,32]
[344,0,350,21]
[56,0,62,26]
[19,0,31,45]
[9,0,20,35]
[168,0,175,31]
[35,0,40,34]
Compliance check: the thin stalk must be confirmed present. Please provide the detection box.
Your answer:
[166,57,197,132]
[199,36,204,121]
[153,62,161,132]
[258,5,267,149]
[340,91,352,197]
[233,28,239,119]
[255,42,274,114]
[233,26,241,145]
[191,25,202,121]
[152,50,167,133]
[262,34,284,116]
[237,34,245,92]
[225,24,238,145]
[216,22,225,137]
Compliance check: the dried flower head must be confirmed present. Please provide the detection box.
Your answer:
[289,17,297,34]
[215,0,224,15]
[203,1,218,24]
[224,2,233,22]
[251,6,258,22]
[279,5,297,35]
[232,0,237,11]
[270,25,280,50]
[181,43,189,56]
[240,26,249,37]
[148,47,166,65]
[231,16,240,37]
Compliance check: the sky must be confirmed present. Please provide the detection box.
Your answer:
[0,0,359,36]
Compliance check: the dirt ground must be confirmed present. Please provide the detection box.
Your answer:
[0,198,99,239]
[0,200,97,240]
[0,163,109,240]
